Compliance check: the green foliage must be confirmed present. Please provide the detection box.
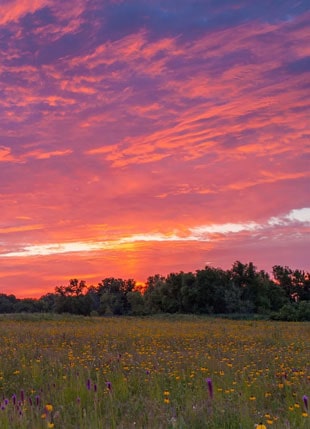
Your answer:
[271,301,310,321]
[1,262,309,320]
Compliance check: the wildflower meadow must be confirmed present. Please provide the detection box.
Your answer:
[0,314,309,428]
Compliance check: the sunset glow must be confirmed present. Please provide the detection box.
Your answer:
[0,0,309,298]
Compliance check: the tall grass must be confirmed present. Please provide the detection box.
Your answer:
[0,315,309,428]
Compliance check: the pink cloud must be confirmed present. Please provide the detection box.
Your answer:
[0,0,50,25]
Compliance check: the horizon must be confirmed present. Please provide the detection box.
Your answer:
[1,1,309,299]
[3,257,309,300]
[4,261,310,300]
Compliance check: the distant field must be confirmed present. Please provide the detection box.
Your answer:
[0,315,309,428]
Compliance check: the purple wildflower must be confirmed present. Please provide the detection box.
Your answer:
[94,383,97,392]
[206,378,213,399]
[303,395,308,411]
[87,379,91,390]
[12,394,16,405]
[20,390,24,402]
[35,395,40,406]
[106,381,112,391]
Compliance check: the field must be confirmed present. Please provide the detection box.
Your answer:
[0,315,309,428]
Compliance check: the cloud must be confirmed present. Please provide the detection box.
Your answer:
[0,146,17,162]
[0,224,44,234]
[0,0,50,26]
[269,208,310,226]
[0,146,73,163]
[23,148,73,160]
[1,208,308,258]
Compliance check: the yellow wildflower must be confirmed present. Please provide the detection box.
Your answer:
[45,404,53,412]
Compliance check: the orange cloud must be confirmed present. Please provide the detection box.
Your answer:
[0,224,44,234]
[0,0,50,25]
[23,149,73,160]
[0,146,17,162]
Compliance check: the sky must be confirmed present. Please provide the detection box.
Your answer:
[0,0,309,298]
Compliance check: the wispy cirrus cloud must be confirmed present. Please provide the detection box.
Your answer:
[0,146,73,163]
[0,0,51,25]
[0,223,44,234]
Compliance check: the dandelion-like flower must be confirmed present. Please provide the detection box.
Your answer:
[45,404,53,412]
[205,378,213,399]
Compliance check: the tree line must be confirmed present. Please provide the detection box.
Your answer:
[0,261,309,320]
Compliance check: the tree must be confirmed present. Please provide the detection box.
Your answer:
[144,275,165,313]
[195,266,229,313]
[96,277,136,315]
[272,266,310,301]
[54,280,91,315]
[55,279,87,297]
[180,272,198,313]
[0,294,18,313]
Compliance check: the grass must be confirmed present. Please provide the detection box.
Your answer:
[0,314,309,428]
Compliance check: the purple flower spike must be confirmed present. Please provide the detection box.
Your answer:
[206,378,213,399]
[87,379,91,390]
[12,394,16,405]
[94,383,97,392]
[20,390,24,402]
[106,381,112,391]
[35,395,40,406]
[303,395,308,411]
